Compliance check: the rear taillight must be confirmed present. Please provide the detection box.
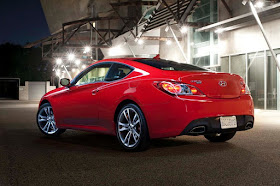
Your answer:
[241,83,250,95]
[154,81,204,96]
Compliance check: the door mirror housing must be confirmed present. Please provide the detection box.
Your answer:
[60,78,71,87]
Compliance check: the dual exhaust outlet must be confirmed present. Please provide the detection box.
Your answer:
[189,121,253,134]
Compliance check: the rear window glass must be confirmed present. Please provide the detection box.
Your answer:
[134,59,207,71]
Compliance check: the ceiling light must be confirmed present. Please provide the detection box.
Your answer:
[84,46,91,53]
[255,1,264,8]
[215,28,225,34]
[75,59,81,65]
[166,40,172,45]
[137,39,144,45]
[56,58,62,65]
[55,69,60,76]
[68,53,75,61]
[180,26,188,34]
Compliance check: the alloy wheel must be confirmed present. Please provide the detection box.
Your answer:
[37,105,58,134]
[117,108,141,148]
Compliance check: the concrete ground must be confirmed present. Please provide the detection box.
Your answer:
[0,101,280,186]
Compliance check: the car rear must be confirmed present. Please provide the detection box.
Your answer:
[132,58,254,139]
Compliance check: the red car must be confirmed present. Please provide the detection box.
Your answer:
[37,57,254,151]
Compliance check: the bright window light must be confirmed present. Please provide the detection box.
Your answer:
[56,58,62,65]
[68,53,75,61]
[109,45,121,56]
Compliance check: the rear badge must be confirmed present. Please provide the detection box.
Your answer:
[219,81,227,87]
[190,80,202,84]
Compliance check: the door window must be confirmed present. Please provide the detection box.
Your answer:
[105,63,133,81]
[76,64,111,85]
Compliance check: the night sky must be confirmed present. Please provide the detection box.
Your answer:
[0,0,50,46]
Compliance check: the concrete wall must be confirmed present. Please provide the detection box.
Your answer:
[19,82,28,101]
[40,0,90,33]
[159,26,188,63]
[19,81,56,101]
[218,0,280,56]
[219,19,280,56]
[40,0,140,34]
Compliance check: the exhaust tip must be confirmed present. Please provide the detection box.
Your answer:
[245,122,253,129]
[189,126,206,134]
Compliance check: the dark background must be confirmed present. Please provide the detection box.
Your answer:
[0,0,51,83]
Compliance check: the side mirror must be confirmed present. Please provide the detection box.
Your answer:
[60,78,71,87]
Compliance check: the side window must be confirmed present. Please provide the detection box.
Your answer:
[105,63,133,81]
[76,64,111,85]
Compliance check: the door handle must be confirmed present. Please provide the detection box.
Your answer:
[92,89,99,95]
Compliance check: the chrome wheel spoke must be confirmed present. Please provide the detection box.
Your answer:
[119,127,129,132]
[124,109,130,123]
[133,129,140,137]
[118,107,141,148]
[38,115,47,122]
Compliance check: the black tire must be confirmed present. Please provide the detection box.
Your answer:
[204,132,236,142]
[116,103,150,151]
[37,103,66,137]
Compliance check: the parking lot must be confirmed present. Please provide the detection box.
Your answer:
[0,101,280,185]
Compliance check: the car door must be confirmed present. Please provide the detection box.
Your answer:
[58,63,112,130]
[97,63,134,133]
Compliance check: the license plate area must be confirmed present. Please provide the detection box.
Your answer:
[220,116,237,129]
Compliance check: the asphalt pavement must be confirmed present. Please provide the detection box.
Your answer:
[0,101,280,186]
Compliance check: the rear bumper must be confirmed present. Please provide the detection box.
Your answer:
[180,115,254,136]
[142,95,254,139]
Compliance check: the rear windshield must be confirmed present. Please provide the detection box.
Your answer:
[134,59,207,71]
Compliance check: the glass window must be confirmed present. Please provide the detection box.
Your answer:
[267,55,278,110]
[220,57,229,73]
[193,56,210,67]
[231,55,246,79]
[76,64,111,85]
[134,59,207,71]
[105,63,133,81]
[248,52,264,109]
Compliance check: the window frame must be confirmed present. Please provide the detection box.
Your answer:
[105,63,134,82]
[70,62,135,86]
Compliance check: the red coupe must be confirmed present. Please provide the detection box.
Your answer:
[37,57,254,151]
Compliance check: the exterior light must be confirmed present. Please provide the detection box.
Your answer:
[84,46,91,53]
[137,39,144,45]
[56,58,62,65]
[255,1,264,8]
[109,45,121,56]
[215,28,225,34]
[75,59,81,65]
[56,69,61,76]
[82,65,86,69]
[68,53,75,61]
[180,26,188,34]
[166,40,172,45]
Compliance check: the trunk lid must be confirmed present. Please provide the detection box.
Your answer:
[178,72,243,99]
